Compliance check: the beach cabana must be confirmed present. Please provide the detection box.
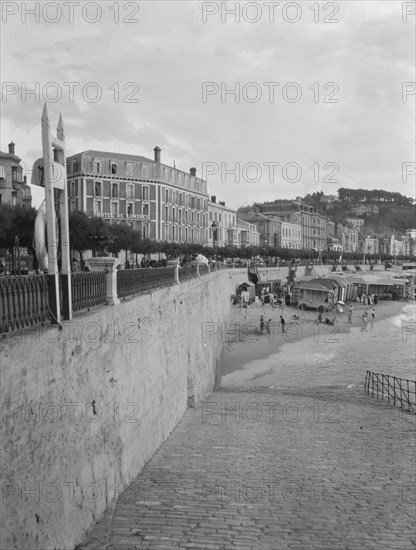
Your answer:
[238,281,256,301]
[291,280,331,310]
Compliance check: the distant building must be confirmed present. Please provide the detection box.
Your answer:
[280,220,302,249]
[361,236,379,255]
[405,228,416,240]
[238,210,282,247]
[236,218,260,247]
[207,197,237,247]
[257,199,327,250]
[349,204,379,216]
[0,142,32,207]
[327,221,359,253]
[346,217,365,228]
[66,147,209,244]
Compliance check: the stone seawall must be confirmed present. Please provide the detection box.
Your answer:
[0,269,247,550]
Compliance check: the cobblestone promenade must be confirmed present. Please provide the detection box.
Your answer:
[79,384,415,550]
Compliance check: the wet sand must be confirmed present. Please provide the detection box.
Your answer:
[221,300,416,389]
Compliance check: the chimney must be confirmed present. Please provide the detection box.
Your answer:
[154,146,161,163]
[219,201,225,206]
[211,195,216,203]
[8,141,15,155]
[190,167,196,177]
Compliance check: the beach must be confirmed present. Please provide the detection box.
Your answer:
[221,300,416,389]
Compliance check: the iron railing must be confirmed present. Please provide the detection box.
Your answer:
[71,271,107,313]
[0,274,49,334]
[117,267,176,299]
[199,264,210,276]
[179,265,199,282]
[364,370,416,414]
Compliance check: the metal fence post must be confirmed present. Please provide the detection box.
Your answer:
[174,264,180,284]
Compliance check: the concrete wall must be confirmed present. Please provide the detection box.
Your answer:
[0,269,247,550]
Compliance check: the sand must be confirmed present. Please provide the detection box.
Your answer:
[220,300,416,389]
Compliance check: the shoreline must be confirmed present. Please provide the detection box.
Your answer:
[220,300,415,387]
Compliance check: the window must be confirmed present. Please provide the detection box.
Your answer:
[172,207,175,222]
[142,186,149,201]
[165,189,169,202]
[94,200,102,216]
[125,162,135,177]
[142,224,149,239]
[143,204,149,216]
[209,211,212,221]
[178,209,182,220]
[111,202,118,217]
[185,210,188,221]
[94,181,102,197]
[111,183,118,198]
[111,162,117,175]
[165,205,169,221]
[179,193,183,206]
[127,202,134,216]
[126,184,134,200]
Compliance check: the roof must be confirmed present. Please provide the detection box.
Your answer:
[68,150,153,163]
[293,280,331,292]
[239,281,255,287]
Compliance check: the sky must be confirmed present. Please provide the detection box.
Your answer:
[1,0,415,210]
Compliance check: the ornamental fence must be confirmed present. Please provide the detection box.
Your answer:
[1,262,238,335]
[71,271,107,313]
[0,274,49,334]
[364,370,416,414]
[117,267,176,299]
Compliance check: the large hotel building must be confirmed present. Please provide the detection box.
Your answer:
[66,147,209,244]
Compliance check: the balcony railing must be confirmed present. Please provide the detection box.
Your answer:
[70,271,107,313]
[364,370,416,414]
[117,267,176,299]
[0,274,49,334]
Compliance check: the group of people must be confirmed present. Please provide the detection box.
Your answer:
[259,314,286,335]
[356,293,378,305]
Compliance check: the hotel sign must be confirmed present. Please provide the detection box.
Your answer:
[98,213,150,221]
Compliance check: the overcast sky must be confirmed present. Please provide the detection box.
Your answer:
[1,1,415,209]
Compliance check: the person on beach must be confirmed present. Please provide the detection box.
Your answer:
[371,308,375,320]
[265,319,271,335]
[317,311,323,324]
[347,309,353,324]
[361,311,368,331]
[280,315,285,333]
[260,315,265,333]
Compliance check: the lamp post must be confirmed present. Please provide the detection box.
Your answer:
[212,221,218,265]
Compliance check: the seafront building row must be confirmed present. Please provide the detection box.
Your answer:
[1,141,415,256]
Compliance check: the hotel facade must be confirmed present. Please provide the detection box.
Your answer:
[66,147,209,244]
